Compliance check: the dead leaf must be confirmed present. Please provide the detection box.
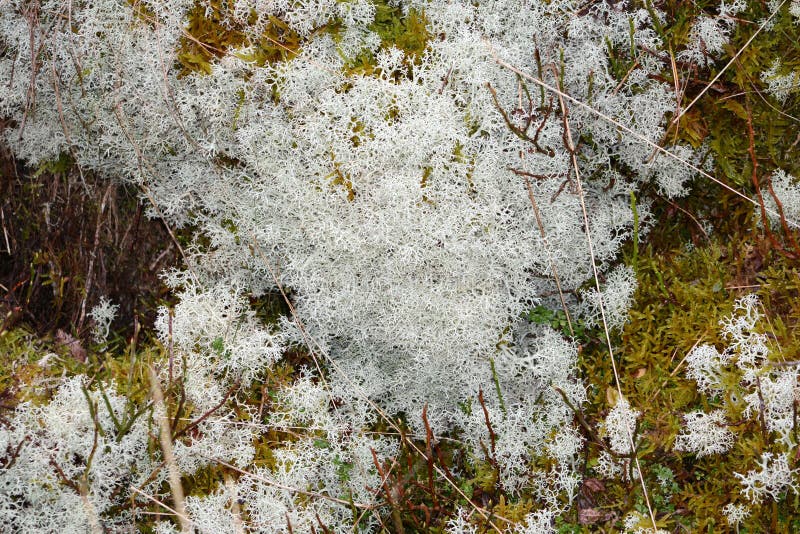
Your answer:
[56,329,87,362]
[579,507,614,525]
[582,478,605,493]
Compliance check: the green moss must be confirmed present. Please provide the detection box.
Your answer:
[665,2,800,190]
[572,209,800,529]
[0,325,55,406]
[490,495,534,529]
[369,1,429,59]
[175,0,432,79]
[340,0,430,79]
[33,152,74,178]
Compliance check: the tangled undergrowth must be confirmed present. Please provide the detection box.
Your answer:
[2,0,800,532]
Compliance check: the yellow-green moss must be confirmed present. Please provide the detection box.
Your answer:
[176,0,305,75]
[573,215,800,531]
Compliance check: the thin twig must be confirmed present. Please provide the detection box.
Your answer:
[78,184,112,332]
[744,98,800,258]
[421,405,437,509]
[477,389,497,462]
[755,375,770,442]
[370,448,406,534]
[168,308,174,387]
[645,336,706,407]
[149,241,175,271]
[512,168,575,335]
[657,194,709,241]
[0,207,10,254]
[171,380,239,441]
[765,360,800,367]
[130,486,198,530]
[49,457,79,493]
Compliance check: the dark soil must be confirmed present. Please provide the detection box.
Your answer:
[0,139,183,340]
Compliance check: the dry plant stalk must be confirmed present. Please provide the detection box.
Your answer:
[148,365,192,533]
[79,481,104,534]
[223,471,246,534]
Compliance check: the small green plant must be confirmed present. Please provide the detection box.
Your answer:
[525,305,591,342]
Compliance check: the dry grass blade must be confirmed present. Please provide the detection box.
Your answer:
[552,71,659,530]
[210,457,376,509]
[516,169,575,335]
[130,485,199,531]
[223,471,247,534]
[645,336,707,406]
[673,0,789,125]
[1,206,10,254]
[78,184,112,332]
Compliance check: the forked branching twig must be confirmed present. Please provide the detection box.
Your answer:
[485,41,800,229]
[487,80,555,157]
[171,380,239,442]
